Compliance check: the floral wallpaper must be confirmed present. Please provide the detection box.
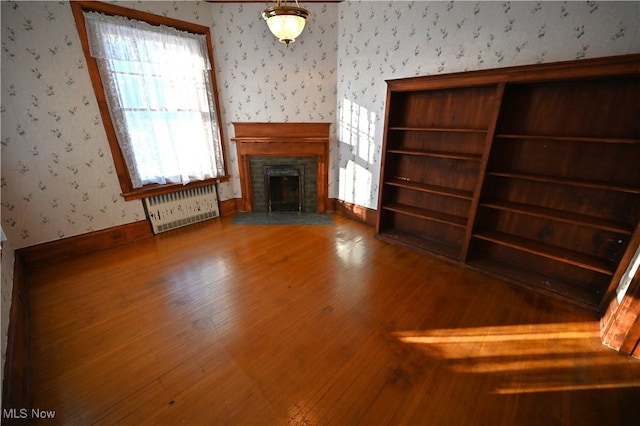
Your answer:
[3,1,638,250]
[207,1,338,202]
[1,1,338,250]
[336,0,640,208]
[1,1,146,249]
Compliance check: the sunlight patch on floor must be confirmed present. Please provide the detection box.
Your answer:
[394,322,640,394]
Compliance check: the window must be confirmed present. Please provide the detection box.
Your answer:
[71,2,227,200]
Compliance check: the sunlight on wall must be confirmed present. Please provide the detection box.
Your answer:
[338,99,377,207]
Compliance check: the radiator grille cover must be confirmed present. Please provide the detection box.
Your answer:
[143,185,219,234]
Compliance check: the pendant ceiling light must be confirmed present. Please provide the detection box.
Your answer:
[261,0,310,47]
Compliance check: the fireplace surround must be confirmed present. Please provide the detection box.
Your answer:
[232,122,330,212]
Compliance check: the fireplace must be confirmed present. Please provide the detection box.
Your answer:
[232,122,330,213]
[249,157,317,213]
[265,165,304,212]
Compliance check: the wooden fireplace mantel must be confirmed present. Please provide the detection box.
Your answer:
[231,122,331,212]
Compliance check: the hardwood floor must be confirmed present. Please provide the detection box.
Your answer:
[28,215,640,425]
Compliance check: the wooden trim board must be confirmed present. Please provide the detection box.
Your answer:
[334,200,378,226]
[17,220,153,270]
[1,254,30,422]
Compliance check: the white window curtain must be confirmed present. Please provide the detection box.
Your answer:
[83,11,225,188]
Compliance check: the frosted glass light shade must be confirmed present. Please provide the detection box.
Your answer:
[266,15,306,44]
[262,3,310,46]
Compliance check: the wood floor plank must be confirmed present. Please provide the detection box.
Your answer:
[27,215,640,425]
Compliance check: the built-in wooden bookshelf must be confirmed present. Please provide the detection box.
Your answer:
[377,84,501,262]
[376,54,640,311]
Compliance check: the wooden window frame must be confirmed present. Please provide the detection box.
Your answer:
[71,1,229,201]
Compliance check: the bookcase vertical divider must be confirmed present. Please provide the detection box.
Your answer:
[461,82,506,261]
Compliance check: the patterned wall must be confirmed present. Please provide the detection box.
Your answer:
[208,1,338,202]
[336,1,640,209]
[2,1,146,249]
[1,1,338,249]
[2,1,640,248]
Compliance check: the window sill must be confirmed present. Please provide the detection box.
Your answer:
[121,176,230,201]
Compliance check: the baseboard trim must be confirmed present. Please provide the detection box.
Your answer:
[333,199,378,226]
[2,254,30,422]
[3,220,154,416]
[219,197,240,216]
[17,220,153,269]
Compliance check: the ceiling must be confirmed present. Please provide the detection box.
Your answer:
[206,1,342,3]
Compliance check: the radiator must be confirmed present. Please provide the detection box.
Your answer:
[143,184,219,234]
